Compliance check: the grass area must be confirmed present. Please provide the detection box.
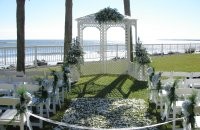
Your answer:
[68,74,148,100]
[150,53,200,72]
[40,74,153,130]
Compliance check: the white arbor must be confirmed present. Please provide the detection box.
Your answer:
[76,13,137,62]
[76,13,138,76]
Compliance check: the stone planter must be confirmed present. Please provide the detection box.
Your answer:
[69,65,80,82]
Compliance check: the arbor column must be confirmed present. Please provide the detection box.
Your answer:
[135,21,138,44]
[77,23,84,47]
[132,20,138,58]
[126,24,131,62]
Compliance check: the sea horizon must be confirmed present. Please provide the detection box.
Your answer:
[1,39,200,46]
[1,39,200,66]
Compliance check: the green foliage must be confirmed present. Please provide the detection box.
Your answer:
[50,70,58,94]
[135,39,151,65]
[95,7,124,24]
[149,67,155,82]
[17,86,26,96]
[65,38,83,65]
[61,65,70,88]
[16,87,27,114]
[156,80,162,92]
[35,86,49,101]
[187,92,197,128]
[168,80,178,106]
[35,77,43,86]
[188,91,197,106]
[185,47,196,54]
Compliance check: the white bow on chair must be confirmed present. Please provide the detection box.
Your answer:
[150,72,162,107]
[161,83,173,121]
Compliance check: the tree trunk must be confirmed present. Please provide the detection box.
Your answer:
[16,0,25,73]
[123,0,134,62]
[64,0,72,62]
[123,0,131,16]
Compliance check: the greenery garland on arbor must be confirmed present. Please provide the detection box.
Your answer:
[95,7,124,24]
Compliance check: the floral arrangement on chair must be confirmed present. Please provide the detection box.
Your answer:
[16,87,32,114]
[147,67,155,82]
[165,80,178,106]
[161,80,178,120]
[61,65,70,89]
[182,92,197,129]
[34,79,50,102]
[9,87,32,130]
[50,70,59,94]
[147,67,162,91]
[147,67,162,108]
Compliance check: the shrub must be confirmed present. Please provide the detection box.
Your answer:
[185,48,196,54]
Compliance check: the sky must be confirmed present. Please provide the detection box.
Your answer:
[0,0,200,43]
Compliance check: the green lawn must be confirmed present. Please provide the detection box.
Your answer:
[68,74,149,101]
[150,53,200,72]
[40,74,153,130]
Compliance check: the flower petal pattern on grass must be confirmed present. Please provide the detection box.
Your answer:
[62,98,156,129]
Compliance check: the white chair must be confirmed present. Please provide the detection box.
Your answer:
[69,66,80,83]
[171,88,197,130]
[22,84,40,94]
[160,88,195,130]
[29,98,48,128]
[0,71,11,83]
[0,97,28,130]
[194,106,200,129]
[181,105,200,130]
[0,83,15,97]
[176,88,194,100]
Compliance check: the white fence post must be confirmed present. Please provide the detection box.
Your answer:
[4,48,6,65]
[34,46,37,67]
[61,46,63,61]
[116,44,119,58]
[161,44,163,55]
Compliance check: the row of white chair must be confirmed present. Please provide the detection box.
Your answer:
[159,87,200,130]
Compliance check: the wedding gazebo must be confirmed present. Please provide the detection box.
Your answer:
[76,12,138,75]
[76,13,138,62]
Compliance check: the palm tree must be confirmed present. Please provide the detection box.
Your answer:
[64,0,72,62]
[123,0,134,62]
[16,0,25,73]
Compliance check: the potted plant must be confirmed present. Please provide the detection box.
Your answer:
[134,38,151,80]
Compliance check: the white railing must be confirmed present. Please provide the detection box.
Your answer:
[1,43,200,66]
[0,46,64,66]
[143,43,200,55]
[0,44,127,66]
